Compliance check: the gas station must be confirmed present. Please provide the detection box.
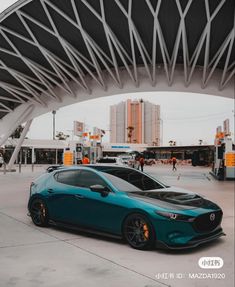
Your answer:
[211,119,235,180]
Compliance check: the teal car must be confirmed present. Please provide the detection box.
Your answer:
[28,165,224,250]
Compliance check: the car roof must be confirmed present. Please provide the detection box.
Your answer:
[50,164,132,173]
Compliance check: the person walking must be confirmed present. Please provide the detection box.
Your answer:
[172,156,177,171]
[82,154,90,164]
[139,155,145,172]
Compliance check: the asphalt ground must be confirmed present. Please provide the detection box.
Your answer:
[0,164,234,287]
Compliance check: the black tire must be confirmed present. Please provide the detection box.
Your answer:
[123,213,155,250]
[30,198,49,227]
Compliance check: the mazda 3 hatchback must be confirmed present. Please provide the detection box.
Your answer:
[28,165,224,250]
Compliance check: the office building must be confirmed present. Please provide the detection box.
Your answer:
[110,99,161,145]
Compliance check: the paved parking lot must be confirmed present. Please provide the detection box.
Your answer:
[0,165,234,287]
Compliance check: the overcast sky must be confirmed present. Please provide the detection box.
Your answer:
[0,0,17,12]
[26,92,234,146]
[1,1,234,146]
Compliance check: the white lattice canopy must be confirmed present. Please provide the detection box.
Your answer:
[0,0,234,139]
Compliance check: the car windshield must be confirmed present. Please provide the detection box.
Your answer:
[97,167,166,191]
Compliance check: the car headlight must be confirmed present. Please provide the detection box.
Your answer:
[155,210,195,222]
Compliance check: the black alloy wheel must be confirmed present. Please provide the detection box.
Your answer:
[30,198,49,227]
[123,213,155,250]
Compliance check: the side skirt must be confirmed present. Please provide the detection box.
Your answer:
[49,219,122,240]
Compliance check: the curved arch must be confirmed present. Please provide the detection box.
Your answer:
[0,0,234,141]
[0,65,234,139]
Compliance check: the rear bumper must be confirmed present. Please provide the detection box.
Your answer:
[156,228,225,250]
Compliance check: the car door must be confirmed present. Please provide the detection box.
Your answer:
[71,169,127,234]
[46,169,127,234]
[46,169,87,225]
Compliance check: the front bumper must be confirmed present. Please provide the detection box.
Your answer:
[156,228,225,250]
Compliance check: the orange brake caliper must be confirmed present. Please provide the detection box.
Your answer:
[143,224,149,240]
[40,204,46,217]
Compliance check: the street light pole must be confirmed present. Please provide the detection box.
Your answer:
[160,118,163,146]
[52,110,56,140]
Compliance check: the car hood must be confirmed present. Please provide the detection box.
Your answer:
[127,187,219,211]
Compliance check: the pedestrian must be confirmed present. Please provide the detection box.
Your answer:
[139,155,145,172]
[172,156,177,171]
[82,154,90,164]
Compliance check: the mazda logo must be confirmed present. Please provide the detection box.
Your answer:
[210,213,216,221]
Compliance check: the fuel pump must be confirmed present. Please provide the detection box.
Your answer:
[212,133,235,180]
[75,143,83,164]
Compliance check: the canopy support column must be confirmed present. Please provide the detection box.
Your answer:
[8,119,33,170]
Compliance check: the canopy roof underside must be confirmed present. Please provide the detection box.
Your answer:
[0,0,234,120]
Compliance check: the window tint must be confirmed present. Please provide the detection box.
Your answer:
[77,170,107,189]
[55,170,80,186]
[101,172,141,192]
[101,169,164,191]
[55,170,108,189]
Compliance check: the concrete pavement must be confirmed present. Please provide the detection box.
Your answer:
[0,164,234,287]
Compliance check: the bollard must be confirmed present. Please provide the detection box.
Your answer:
[32,163,34,172]
[19,162,22,173]
[3,162,6,175]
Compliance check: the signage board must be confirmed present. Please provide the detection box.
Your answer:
[223,119,230,136]
[73,121,84,136]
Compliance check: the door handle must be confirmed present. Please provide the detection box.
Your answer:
[74,194,84,200]
[47,188,54,193]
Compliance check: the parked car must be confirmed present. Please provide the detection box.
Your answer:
[144,159,156,166]
[28,165,224,250]
[96,157,127,166]
[118,155,133,165]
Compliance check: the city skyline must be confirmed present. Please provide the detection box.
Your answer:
[25,92,234,146]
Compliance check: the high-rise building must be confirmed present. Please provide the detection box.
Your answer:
[110,99,161,145]
[110,101,126,143]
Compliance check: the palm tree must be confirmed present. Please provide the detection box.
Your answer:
[10,125,24,139]
[56,132,70,140]
[127,126,134,143]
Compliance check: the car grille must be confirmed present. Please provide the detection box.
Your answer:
[193,210,223,233]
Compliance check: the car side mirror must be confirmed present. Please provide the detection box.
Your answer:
[90,184,109,197]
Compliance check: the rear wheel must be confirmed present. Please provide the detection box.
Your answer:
[30,198,49,227]
[123,213,155,250]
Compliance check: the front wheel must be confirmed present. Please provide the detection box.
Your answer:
[123,213,155,250]
[30,198,49,227]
